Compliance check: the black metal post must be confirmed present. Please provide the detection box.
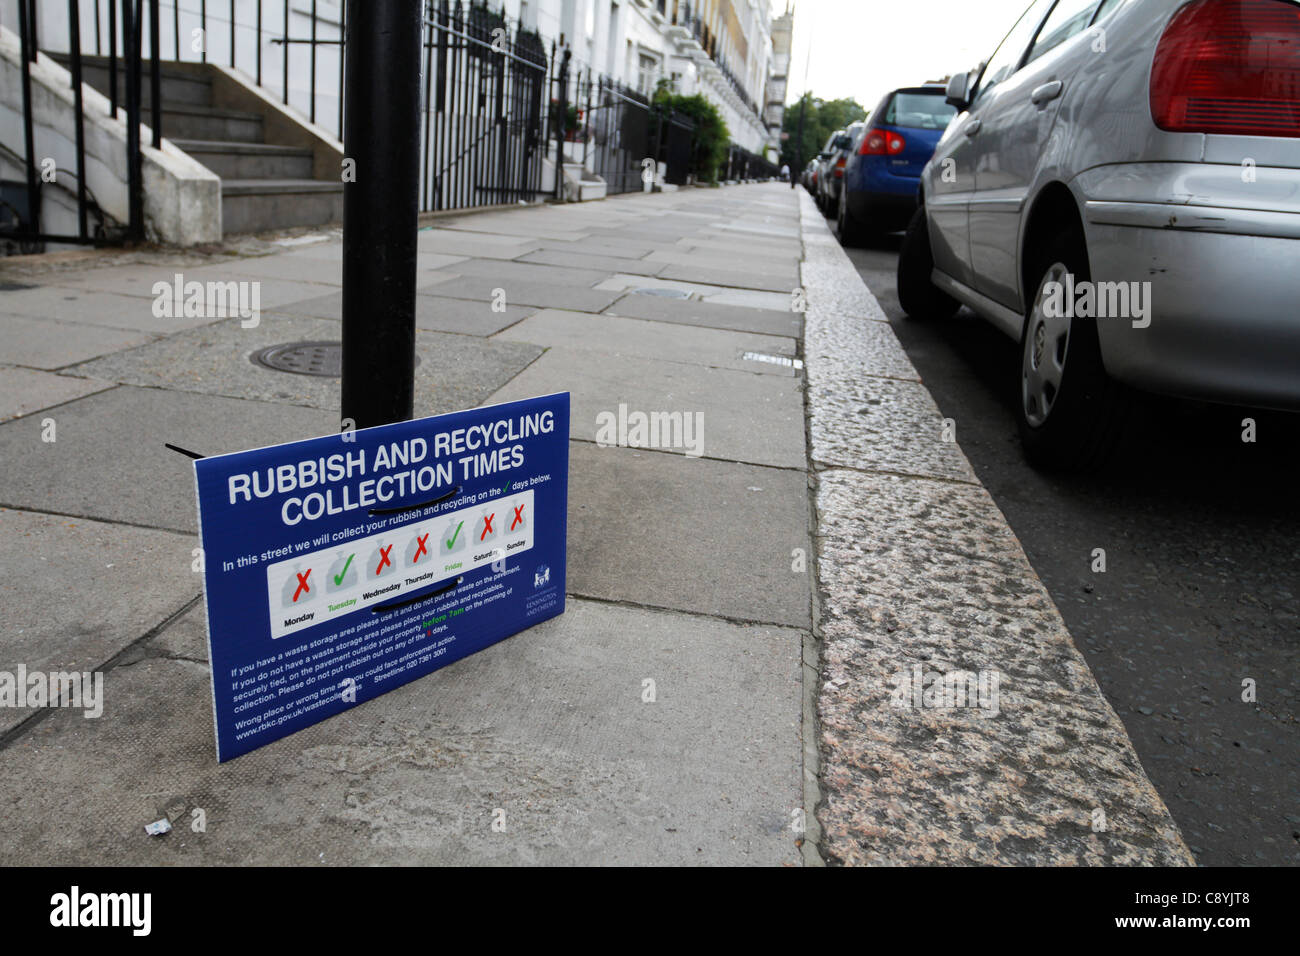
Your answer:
[553,45,570,200]
[341,0,422,429]
[123,0,144,240]
[68,0,88,239]
[150,0,162,149]
[108,0,118,116]
[17,0,39,236]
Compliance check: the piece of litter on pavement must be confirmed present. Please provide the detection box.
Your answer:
[144,819,172,836]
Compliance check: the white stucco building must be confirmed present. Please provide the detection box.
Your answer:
[7,0,783,157]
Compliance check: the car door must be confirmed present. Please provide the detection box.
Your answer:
[968,0,1108,309]
[928,0,1055,290]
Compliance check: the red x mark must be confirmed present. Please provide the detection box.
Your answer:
[376,545,393,575]
[293,570,311,602]
[511,504,525,531]
[413,533,429,563]
[479,513,495,542]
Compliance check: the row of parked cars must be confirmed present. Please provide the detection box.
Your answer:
[803,87,957,244]
[807,0,1300,471]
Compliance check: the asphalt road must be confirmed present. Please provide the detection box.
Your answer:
[831,208,1299,866]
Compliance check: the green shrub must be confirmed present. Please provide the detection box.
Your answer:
[653,86,730,184]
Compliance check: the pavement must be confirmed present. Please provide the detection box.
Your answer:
[0,182,1191,865]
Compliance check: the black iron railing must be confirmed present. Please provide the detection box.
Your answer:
[3,0,778,247]
[3,0,161,250]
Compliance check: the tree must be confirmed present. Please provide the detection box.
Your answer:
[780,94,870,170]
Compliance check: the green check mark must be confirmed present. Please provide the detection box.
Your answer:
[333,553,354,586]
[445,521,464,549]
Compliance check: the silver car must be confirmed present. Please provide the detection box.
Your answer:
[898,0,1300,469]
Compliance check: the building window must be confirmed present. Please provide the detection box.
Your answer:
[638,54,660,96]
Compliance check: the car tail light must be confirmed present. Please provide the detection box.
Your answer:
[859,128,907,155]
[834,157,847,177]
[1151,0,1300,137]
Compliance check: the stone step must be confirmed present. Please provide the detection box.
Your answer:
[221,179,344,234]
[49,53,213,108]
[170,139,314,180]
[161,104,264,142]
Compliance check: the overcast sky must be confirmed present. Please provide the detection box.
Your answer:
[782,0,1036,112]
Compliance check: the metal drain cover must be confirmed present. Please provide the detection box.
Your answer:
[253,341,343,377]
[743,351,804,370]
[632,287,691,299]
[253,341,423,377]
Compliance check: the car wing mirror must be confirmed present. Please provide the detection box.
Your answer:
[945,72,971,111]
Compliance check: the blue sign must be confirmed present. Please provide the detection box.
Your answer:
[193,393,570,761]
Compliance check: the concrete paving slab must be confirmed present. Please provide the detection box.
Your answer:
[813,471,1194,866]
[439,217,590,242]
[269,242,466,272]
[517,248,664,277]
[493,309,798,376]
[0,386,339,533]
[0,366,114,421]
[0,285,222,334]
[267,290,537,336]
[675,235,800,257]
[714,221,801,240]
[440,256,612,288]
[808,374,977,483]
[604,291,802,338]
[176,252,343,285]
[487,347,806,469]
[567,442,811,628]
[417,229,540,259]
[171,251,467,286]
[0,599,803,866]
[534,237,660,260]
[49,263,345,311]
[657,263,798,294]
[417,274,624,313]
[0,509,196,736]
[597,275,792,312]
[0,312,154,370]
[646,248,795,270]
[66,315,542,415]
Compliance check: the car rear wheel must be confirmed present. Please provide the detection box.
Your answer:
[1016,231,1129,471]
[897,207,959,320]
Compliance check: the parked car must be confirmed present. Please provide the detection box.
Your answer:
[818,122,867,215]
[898,0,1300,470]
[802,157,820,194]
[811,129,846,211]
[838,87,955,244]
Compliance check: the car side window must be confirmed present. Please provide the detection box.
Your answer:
[1025,0,1103,64]
[971,0,1057,109]
[1091,0,1124,22]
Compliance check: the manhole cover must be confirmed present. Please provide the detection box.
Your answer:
[253,341,343,377]
[632,287,691,299]
[252,341,422,377]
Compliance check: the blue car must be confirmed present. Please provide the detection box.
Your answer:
[837,85,956,244]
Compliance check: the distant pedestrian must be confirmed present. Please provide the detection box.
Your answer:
[780,163,791,183]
